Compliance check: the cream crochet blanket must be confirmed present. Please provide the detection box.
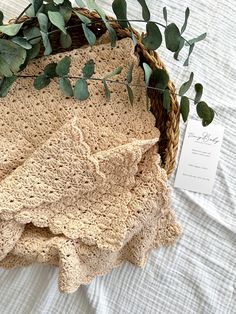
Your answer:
[0,37,181,293]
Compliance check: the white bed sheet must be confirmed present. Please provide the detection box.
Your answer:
[0,0,235,313]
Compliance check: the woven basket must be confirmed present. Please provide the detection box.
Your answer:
[8,7,180,177]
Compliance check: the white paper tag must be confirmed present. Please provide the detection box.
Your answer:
[174,119,224,195]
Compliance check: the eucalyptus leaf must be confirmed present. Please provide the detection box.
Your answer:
[127,85,134,105]
[181,7,190,34]
[56,56,71,76]
[60,32,72,48]
[143,62,152,86]
[180,96,190,122]
[37,13,49,33]
[28,43,41,59]
[142,22,162,50]
[0,11,4,25]
[82,24,96,46]
[83,59,95,79]
[127,64,134,84]
[75,12,91,24]
[104,66,123,79]
[0,39,26,76]
[153,68,169,91]
[165,23,181,52]
[87,0,117,47]
[60,2,72,23]
[32,0,43,15]
[59,77,73,96]
[74,78,89,100]
[44,62,58,78]
[34,74,51,90]
[179,72,194,96]
[163,89,171,112]
[11,37,32,50]
[174,37,185,60]
[54,0,64,4]
[0,23,23,36]
[188,33,207,45]
[196,101,214,126]
[194,83,203,104]
[163,7,167,25]
[48,11,67,34]
[102,79,111,101]
[24,27,41,44]
[75,0,86,7]
[112,0,128,28]
[41,32,52,55]
[0,76,17,97]
[137,0,150,21]
[184,43,194,66]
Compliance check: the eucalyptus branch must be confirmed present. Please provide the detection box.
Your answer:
[17,74,196,102]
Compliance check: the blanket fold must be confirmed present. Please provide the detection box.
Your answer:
[0,37,181,293]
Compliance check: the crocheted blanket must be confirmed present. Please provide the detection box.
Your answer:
[0,37,181,293]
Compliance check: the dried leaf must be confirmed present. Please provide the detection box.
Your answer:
[143,62,152,86]
[83,59,95,79]
[82,24,96,46]
[181,7,190,34]
[48,11,67,34]
[142,22,162,50]
[163,89,171,112]
[194,83,203,104]
[0,23,23,36]
[34,74,51,90]
[179,72,194,96]
[0,76,17,97]
[59,77,73,96]
[137,0,150,21]
[127,85,134,105]
[74,78,90,100]
[165,23,181,52]
[112,0,128,28]
[180,96,190,122]
[56,56,71,77]
[197,101,214,126]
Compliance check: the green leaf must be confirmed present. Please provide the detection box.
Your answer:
[181,7,190,34]
[60,32,72,48]
[28,43,41,59]
[184,43,194,66]
[0,11,4,25]
[194,83,203,104]
[34,74,51,90]
[174,37,185,60]
[165,23,181,52]
[59,77,73,96]
[75,12,91,24]
[87,0,117,47]
[0,76,17,97]
[163,89,171,112]
[82,24,96,46]
[153,68,169,91]
[196,101,214,126]
[0,23,23,36]
[142,22,162,50]
[127,63,134,84]
[60,2,72,23]
[37,13,49,33]
[11,37,32,50]
[75,0,86,7]
[48,11,67,34]
[104,66,123,79]
[102,79,111,101]
[179,72,194,96]
[137,0,150,21]
[83,59,95,79]
[127,85,134,105]
[188,33,207,45]
[143,62,152,86]
[41,32,52,55]
[0,39,26,76]
[163,7,167,25]
[180,96,190,122]
[54,0,64,4]
[33,0,44,15]
[74,78,89,100]
[44,62,58,78]
[112,0,128,28]
[56,56,71,76]
[24,27,41,45]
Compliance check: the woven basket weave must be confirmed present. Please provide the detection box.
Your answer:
[7,7,180,177]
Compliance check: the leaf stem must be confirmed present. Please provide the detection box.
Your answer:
[17,74,196,102]
[15,3,32,23]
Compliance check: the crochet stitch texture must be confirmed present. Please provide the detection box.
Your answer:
[0,37,181,293]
